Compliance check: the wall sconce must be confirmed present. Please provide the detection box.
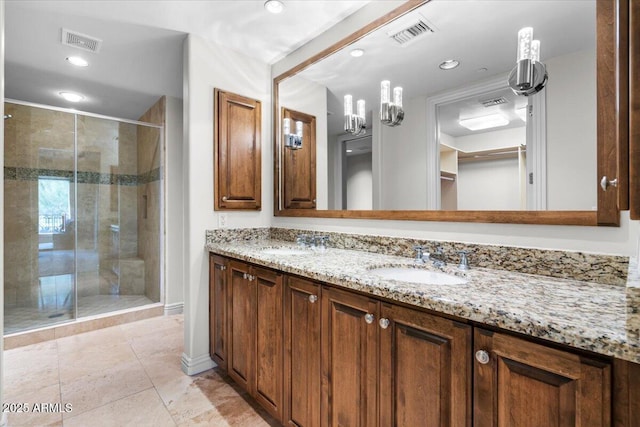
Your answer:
[283,118,303,149]
[380,80,404,127]
[508,27,548,96]
[344,94,366,136]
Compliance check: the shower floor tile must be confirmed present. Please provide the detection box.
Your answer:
[4,293,156,335]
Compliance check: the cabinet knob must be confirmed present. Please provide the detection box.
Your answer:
[222,196,228,202]
[364,313,375,324]
[600,176,618,191]
[308,294,318,304]
[475,350,490,365]
[379,318,390,329]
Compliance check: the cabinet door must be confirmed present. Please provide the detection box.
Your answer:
[254,266,284,421]
[282,107,316,209]
[321,286,378,427]
[474,329,611,427]
[379,303,472,427]
[209,254,228,370]
[227,260,255,392]
[284,276,321,427]
[214,88,261,210]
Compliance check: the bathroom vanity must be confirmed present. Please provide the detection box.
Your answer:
[207,231,640,427]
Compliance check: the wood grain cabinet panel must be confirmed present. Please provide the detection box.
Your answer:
[284,276,321,427]
[254,266,284,420]
[474,328,611,427]
[321,287,378,427]
[630,0,640,219]
[223,260,284,422]
[209,254,228,370]
[281,107,316,209]
[379,303,472,427]
[214,89,261,210]
[227,260,255,392]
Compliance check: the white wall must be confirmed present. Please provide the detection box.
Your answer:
[164,96,184,313]
[346,153,373,209]
[546,49,597,210]
[182,34,272,375]
[450,127,525,153]
[458,158,520,210]
[378,95,428,209]
[278,75,328,209]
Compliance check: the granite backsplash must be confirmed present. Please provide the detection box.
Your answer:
[205,227,629,286]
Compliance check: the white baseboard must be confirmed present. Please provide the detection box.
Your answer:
[164,302,184,316]
[181,352,216,376]
[1,412,7,427]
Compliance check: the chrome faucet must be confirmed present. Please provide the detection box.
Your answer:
[413,245,429,264]
[430,246,447,267]
[457,250,470,271]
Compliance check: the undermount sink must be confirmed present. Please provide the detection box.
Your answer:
[261,247,311,256]
[369,267,467,285]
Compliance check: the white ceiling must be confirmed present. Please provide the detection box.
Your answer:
[5,0,370,119]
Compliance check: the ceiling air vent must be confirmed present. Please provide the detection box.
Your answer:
[388,19,435,46]
[61,28,102,53]
[480,97,508,107]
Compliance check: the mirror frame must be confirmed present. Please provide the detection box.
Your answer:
[273,0,628,226]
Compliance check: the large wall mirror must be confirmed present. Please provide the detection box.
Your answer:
[274,0,627,225]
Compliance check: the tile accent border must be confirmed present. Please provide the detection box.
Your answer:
[206,227,629,286]
[4,166,162,186]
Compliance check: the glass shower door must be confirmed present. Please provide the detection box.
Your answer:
[3,102,77,333]
[75,115,161,318]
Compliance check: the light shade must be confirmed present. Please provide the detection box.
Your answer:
[459,113,509,131]
[517,27,533,61]
[356,99,365,119]
[344,94,353,116]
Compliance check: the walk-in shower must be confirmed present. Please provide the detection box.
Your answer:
[3,101,163,334]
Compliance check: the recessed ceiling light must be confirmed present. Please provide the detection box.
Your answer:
[350,48,365,58]
[66,56,89,67]
[439,59,460,70]
[264,0,284,14]
[476,67,488,73]
[59,92,85,103]
[459,113,509,131]
[346,149,353,153]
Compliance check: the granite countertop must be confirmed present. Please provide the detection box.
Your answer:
[206,240,640,364]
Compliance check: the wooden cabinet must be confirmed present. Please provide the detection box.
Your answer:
[227,260,284,421]
[210,258,624,427]
[214,88,262,210]
[321,288,472,427]
[281,107,316,209]
[321,286,379,427]
[284,276,321,427]
[473,328,611,427]
[379,303,472,427]
[209,254,228,370]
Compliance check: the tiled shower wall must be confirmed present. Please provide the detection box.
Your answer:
[3,101,162,310]
[137,97,164,303]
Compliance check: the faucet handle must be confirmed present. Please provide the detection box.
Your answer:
[457,250,470,271]
[413,245,427,263]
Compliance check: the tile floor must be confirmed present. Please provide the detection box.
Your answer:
[3,314,280,426]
